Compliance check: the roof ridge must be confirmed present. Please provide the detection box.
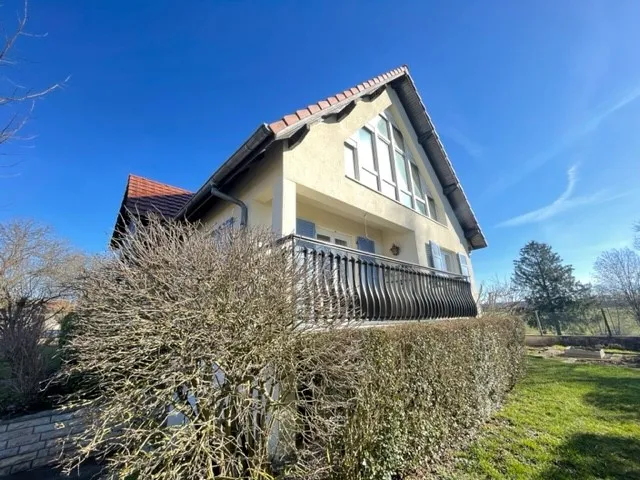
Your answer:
[127,173,192,194]
[268,65,408,134]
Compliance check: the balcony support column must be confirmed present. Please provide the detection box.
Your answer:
[272,177,297,236]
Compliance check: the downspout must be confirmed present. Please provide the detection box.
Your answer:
[209,185,248,227]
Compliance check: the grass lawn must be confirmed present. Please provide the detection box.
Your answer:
[444,356,640,479]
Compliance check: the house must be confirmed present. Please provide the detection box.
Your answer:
[111,65,487,321]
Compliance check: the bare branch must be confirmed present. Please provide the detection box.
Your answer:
[594,247,640,326]
[58,218,362,479]
[0,0,67,173]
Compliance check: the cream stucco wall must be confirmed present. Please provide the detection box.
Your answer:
[201,144,283,229]
[195,86,477,289]
[282,88,476,286]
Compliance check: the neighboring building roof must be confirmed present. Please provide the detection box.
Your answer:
[125,174,193,218]
[110,174,192,246]
[178,65,488,250]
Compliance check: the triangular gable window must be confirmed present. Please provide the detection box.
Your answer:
[343,110,444,223]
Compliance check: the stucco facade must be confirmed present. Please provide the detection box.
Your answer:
[199,88,477,290]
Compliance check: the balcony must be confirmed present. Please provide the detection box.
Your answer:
[283,234,477,321]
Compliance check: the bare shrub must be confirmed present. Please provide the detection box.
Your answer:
[477,276,523,317]
[0,219,82,408]
[60,217,361,479]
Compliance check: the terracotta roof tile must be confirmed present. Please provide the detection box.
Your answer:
[283,113,299,126]
[270,120,287,134]
[296,108,311,120]
[124,174,193,218]
[267,66,407,135]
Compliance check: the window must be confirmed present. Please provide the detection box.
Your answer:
[427,196,437,221]
[344,111,442,221]
[357,128,378,190]
[441,248,461,275]
[316,227,352,248]
[344,143,356,178]
[427,241,466,274]
[410,163,427,215]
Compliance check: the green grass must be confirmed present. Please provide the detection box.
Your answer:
[444,356,640,479]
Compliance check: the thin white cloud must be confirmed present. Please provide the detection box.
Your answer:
[496,164,627,227]
[486,84,640,197]
[443,128,483,160]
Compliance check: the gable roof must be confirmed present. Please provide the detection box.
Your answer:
[110,174,192,246]
[179,65,487,250]
[268,66,408,137]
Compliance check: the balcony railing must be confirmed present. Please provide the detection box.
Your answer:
[282,234,477,321]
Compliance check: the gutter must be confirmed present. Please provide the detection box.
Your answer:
[177,124,273,223]
[211,185,248,226]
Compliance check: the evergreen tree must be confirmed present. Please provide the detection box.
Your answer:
[512,241,584,335]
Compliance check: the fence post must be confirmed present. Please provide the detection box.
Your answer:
[534,310,544,336]
[601,308,613,338]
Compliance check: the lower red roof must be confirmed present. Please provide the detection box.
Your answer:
[124,174,193,218]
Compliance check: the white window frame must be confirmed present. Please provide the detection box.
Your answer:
[315,226,353,248]
[345,111,444,223]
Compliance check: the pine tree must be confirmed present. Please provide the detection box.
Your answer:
[512,241,583,335]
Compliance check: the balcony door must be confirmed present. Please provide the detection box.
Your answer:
[315,227,352,249]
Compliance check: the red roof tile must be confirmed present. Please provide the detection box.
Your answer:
[124,174,193,218]
[267,66,408,135]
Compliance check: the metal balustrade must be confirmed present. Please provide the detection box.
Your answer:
[282,234,477,321]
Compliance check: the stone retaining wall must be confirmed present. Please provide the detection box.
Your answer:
[525,335,640,351]
[0,408,83,476]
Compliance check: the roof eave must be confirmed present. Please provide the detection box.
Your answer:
[177,124,273,220]
[391,74,488,250]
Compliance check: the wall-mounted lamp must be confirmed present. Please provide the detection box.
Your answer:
[390,244,400,256]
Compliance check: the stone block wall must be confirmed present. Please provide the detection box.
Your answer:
[0,408,83,476]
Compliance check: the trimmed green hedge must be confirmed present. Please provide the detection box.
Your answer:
[330,316,525,479]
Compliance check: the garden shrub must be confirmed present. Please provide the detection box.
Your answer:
[330,316,525,479]
[62,216,524,479]
[60,218,362,480]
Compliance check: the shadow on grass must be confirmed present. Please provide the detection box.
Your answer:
[540,433,640,479]
[526,358,640,421]
[581,371,640,422]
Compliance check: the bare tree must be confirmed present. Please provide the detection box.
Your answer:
[0,219,82,406]
[634,221,640,251]
[0,0,65,178]
[594,247,640,327]
[59,217,361,479]
[477,275,523,316]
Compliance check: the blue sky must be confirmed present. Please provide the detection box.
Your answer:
[0,0,639,284]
